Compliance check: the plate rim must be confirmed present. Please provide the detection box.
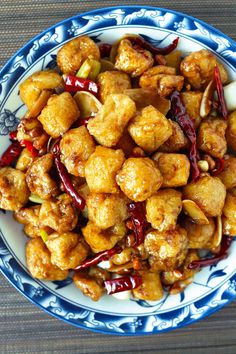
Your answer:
[0,5,236,335]
[1,4,236,78]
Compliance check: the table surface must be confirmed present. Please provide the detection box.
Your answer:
[1,0,236,353]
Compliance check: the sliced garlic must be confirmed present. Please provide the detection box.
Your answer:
[182,199,209,225]
[197,160,209,172]
[73,91,102,118]
[200,80,214,118]
[221,81,236,111]
[211,216,223,249]
[112,290,131,300]
[100,59,115,72]
[97,260,112,269]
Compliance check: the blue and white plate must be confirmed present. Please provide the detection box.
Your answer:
[0,6,236,335]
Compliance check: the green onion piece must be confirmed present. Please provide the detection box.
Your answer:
[76,60,92,79]
[88,60,101,81]
[76,58,101,81]
[29,193,45,204]
[40,229,49,243]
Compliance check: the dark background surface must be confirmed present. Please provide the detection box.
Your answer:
[0,1,236,353]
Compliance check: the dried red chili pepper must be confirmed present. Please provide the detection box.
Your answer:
[52,143,86,210]
[169,91,200,182]
[104,274,142,295]
[64,75,99,96]
[99,43,112,58]
[73,244,122,271]
[188,236,233,269]
[214,66,228,120]
[19,140,39,157]
[127,202,147,247]
[188,253,228,270]
[126,220,135,231]
[211,157,225,175]
[128,36,179,55]
[9,131,17,140]
[212,101,219,110]
[0,141,23,167]
[189,143,200,182]
[219,235,233,254]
